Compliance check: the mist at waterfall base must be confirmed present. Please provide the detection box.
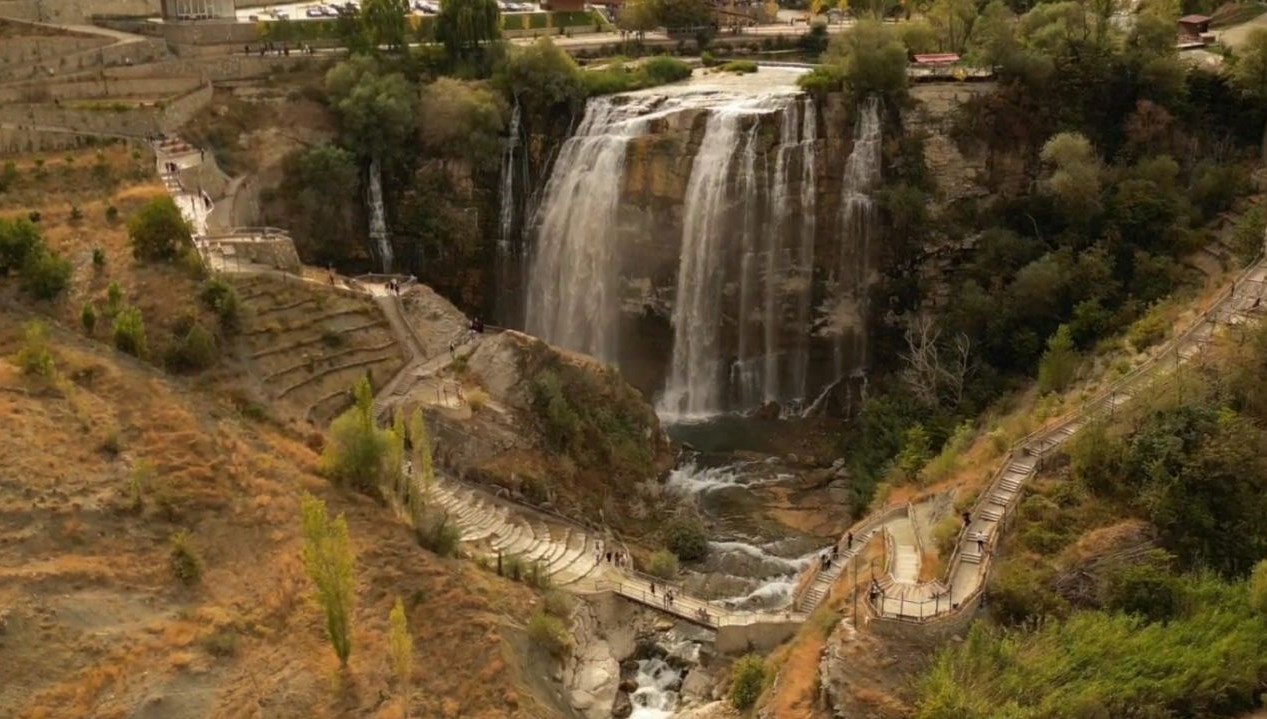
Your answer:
[515,68,882,423]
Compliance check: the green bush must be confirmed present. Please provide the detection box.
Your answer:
[718,60,758,73]
[112,306,148,358]
[81,303,97,335]
[527,612,572,658]
[1230,206,1266,264]
[641,56,692,84]
[105,205,119,224]
[169,530,204,586]
[91,247,106,268]
[664,514,709,562]
[414,510,462,557]
[163,317,218,373]
[647,548,680,579]
[988,561,1067,626]
[17,320,55,378]
[129,195,192,262]
[320,377,396,495]
[1037,324,1078,394]
[198,277,240,333]
[729,654,766,710]
[1251,560,1267,616]
[0,217,43,272]
[21,249,72,300]
[701,50,718,66]
[542,589,574,618]
[1127,310,1169,352]
[1099,555,1183,623]
[105,281,124,318]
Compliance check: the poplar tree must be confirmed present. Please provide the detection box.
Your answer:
[301,493,357,667]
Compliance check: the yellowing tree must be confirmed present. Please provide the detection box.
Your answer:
[388,597,415,716]
[301,493,357,667]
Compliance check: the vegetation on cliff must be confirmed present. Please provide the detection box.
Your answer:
[828,0,1266,515]
[915,322,1267,717]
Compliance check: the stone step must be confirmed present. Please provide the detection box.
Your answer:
[961,552,983,565]
[980,507,1004,522]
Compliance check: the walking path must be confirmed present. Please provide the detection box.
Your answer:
[154,131,1267,630]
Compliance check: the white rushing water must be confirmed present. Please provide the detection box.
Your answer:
[525,96,661,363]
[629,657,684,719]
[828,97,882,377]
[497,102,521,261]
[524,68,830,418]
[367,156,392,273]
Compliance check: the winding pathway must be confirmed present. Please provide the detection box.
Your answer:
[156,133,1267,631]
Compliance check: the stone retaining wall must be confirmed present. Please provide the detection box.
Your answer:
[0,76,200,103]
[0,81,210,137]
[0,37,168,82]
[0,37,113,67]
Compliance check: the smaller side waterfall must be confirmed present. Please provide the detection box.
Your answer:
[367,156,392,273]
[628,657,684,719]
[497,103,521,257]
[830,97,882,377]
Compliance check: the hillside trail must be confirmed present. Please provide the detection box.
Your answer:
[157,132,1267,629]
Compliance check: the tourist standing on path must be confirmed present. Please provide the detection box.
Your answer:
[976,537,985,555]
[847,531,853,549]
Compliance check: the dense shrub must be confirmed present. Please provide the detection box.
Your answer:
[664,514,709,562]
[81,303,97,335]
[1099,555,1183,623]
[169,530,204,586]
[647,548,680,579]
[542,590,574,618]
[17,320,55,378]
[0,217,42,272]
[112,306,148,358]
[414,509,462,557]
[320,377,398,495]
[129,196,192,261]
[163,317,218,373]
[729,654,766,710]
[20,249,72,300]
[198,277,240,333]
[1251,560,1267,616]
[527,612,572,658]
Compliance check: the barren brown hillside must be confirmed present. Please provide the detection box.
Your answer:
[0,310,564,719]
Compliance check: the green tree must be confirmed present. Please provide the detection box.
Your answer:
[362,0,410,50]
[409,407,434,509]
[280,144,361,265]
[301,493,357,667]
[729,654,766,710]
[113,306,148,358]
[325,56,418,160]
[1037,324,1078,393]
[320,376,396,494]
[647,548,680,579]
[648,0,712,29]
[388,597,414,717]
[665,513,709,561]
[498,39,586,124]
[822,20,908,103]
[1231,27,1267,106]
[895,424,932,482]
[926,0,976,53]
[17,320,55,378]
[0,217,44,273]
[1099,553,1182,622]
[21,248,72,300]
[81,302,97,335]
[435,0,501,60]
[617,0,658,35]
[1040,131,1102,220]
[966,0,1019,68]
[418,78,507,173]
[128,196,192,262]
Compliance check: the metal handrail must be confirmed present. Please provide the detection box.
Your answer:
[875,250,1267,624]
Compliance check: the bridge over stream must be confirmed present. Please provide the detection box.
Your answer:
[151,132,1267,644]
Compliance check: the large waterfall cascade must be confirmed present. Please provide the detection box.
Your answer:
[521,70,882,421]
[829,97,882,376]
[367,156,392,273]
[524,95,671,364]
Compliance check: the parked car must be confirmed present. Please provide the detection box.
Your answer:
[305,7,323,17]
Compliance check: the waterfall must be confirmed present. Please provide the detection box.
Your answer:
[524,97,656,363]
[628,657,684,719]
[830,97,881,378]
[658,108,752,420]
[367,156,392,273]
[496,103,522,320]
[497,103,521,261]
[793,98,817,403]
